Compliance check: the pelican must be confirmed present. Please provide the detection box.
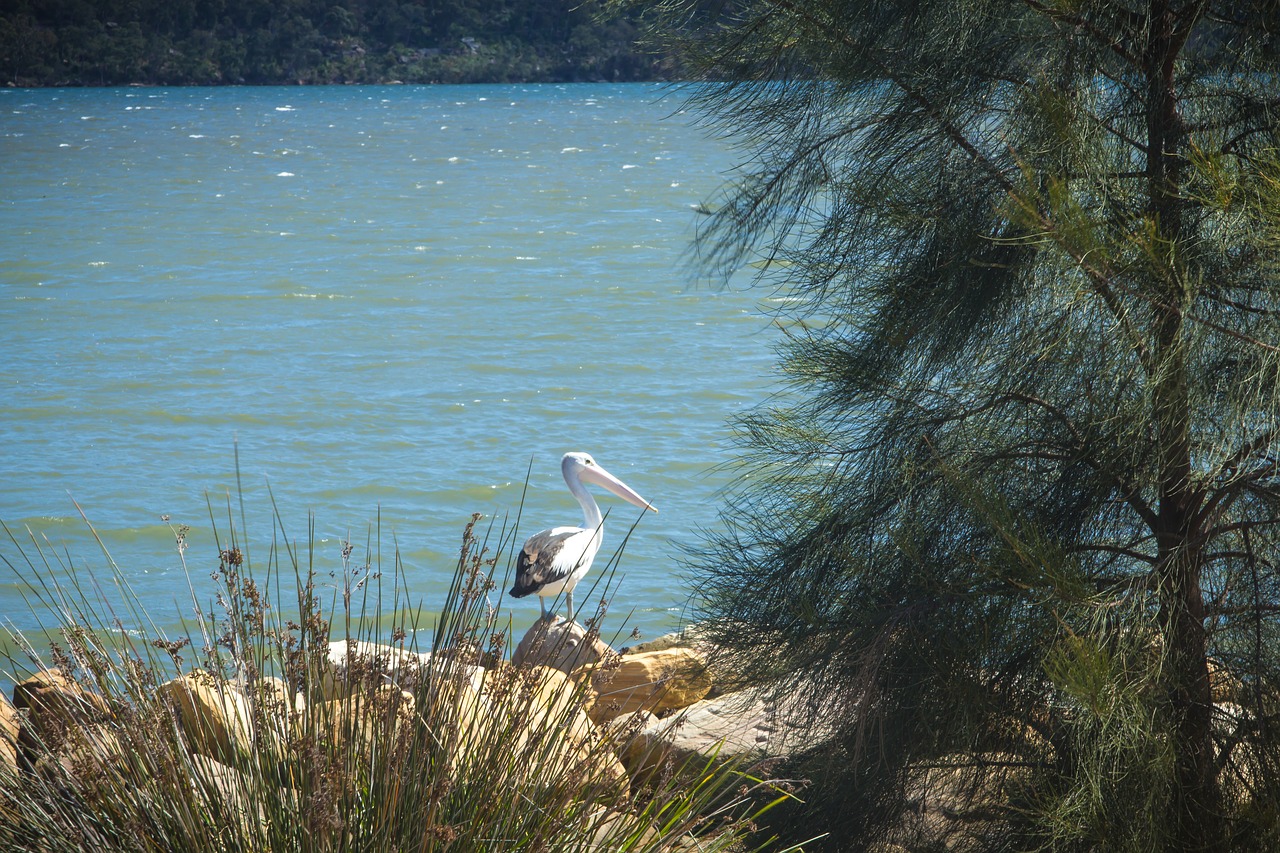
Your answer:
[509,452,656,622]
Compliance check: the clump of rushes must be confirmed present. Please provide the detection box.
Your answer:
[0,493,802,852]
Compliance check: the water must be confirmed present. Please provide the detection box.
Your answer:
[0,84,777,668]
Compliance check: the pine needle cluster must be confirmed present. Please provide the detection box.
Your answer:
[628,1,1280,849]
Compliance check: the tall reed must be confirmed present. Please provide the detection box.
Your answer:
[0,492,798,852]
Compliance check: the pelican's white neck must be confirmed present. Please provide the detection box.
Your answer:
[563,458,604,532]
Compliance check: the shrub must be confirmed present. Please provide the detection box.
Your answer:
[0,497,798,852]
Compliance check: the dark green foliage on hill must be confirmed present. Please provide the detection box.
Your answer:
[0,0,670,86]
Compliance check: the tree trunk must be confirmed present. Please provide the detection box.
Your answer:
[1146,3,1221,849]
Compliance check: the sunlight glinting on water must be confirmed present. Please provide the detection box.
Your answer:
[0,83,778,651]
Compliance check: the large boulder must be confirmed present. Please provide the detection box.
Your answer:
[13,668,113,762]
[12,668,111,721]
[618,685,833,780]
[580,804,661,850]
[0,693,20,776]
[250,675,304,756]
[884,753,1029,851]
[253,675,304,716]
[322,638,486,699]
[512,618,611,673]
[157,670,253,764]
[29,721,131,787]
[520,666,629,800]
[454,664,628,801]
[189,754,256,834]
[584,648,713,723]
[1208,657,1242,704]
[188,754,298,839]
[315,685,417,764]
[619,626,737,698]
[618,626,711,657]
[322,639,434,698]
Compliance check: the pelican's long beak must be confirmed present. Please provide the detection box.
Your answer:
[582,464,657,514]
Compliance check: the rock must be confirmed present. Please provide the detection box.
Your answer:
[322,639,434,698]
[520,666,629,800]
[316,685,417,761]
[443,674,493,771]
[512,618,611,673]
[887,753,1028,851]
[188,754,297,838]
[425,658,489,712]
[0,693,20,776]
[356,662,494,778]
[13,668,113,761]
[323,638,486,699]
[619,685,832,780]
[621,626,741,699]
[10,669,141,787]
[619,626,710,657]
[157,670,253,764]
[13,668,112,725]
[13,667,109,714]
[580,804,660,850]
[619,630,689,656]
[524,664,592,720]
[189,754,255,829]
[1208,657,1241,704]
[30,722,129,786]
[599,710,659,771]
[254,676,303,715]
[247,676,304,758]
[583,647,713,723]
[454,664,628,801]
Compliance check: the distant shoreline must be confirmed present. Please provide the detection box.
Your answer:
[1,1,687,90]
[4,59,681,89]
[6,75,679,89]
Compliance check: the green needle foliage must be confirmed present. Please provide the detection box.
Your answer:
[627,1,1280,850]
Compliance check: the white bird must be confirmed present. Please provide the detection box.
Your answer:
[509,452,656,622]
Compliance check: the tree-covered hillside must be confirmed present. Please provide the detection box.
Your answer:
[0,0,673,86]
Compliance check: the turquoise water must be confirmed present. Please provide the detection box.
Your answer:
[0,84,776,656]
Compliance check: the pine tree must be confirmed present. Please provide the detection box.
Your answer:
[648,2,1280,849]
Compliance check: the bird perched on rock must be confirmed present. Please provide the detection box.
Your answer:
[509,452,655,622]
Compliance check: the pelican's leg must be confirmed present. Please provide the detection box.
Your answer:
[539,596,548,621]
[566,591,574,623]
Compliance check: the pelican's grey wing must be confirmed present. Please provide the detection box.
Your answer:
[509,528,581,597]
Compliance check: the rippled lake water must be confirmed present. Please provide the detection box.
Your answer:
[0,83,777,669]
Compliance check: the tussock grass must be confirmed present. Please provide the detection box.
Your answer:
[0,493,799,852]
